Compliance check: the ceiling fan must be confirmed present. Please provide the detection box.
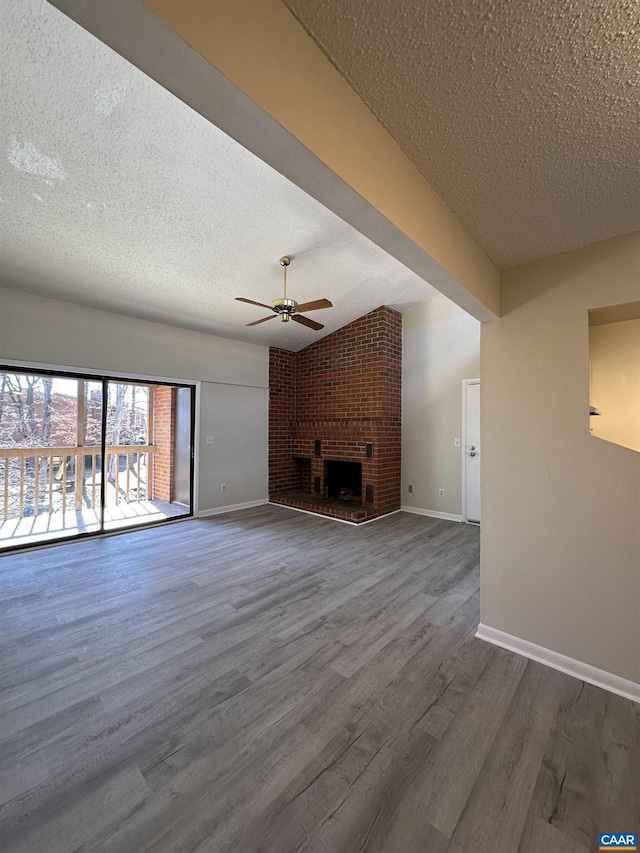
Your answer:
[236,256,333,331]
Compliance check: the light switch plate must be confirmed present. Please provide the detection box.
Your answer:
[454,437,461,447]
[206,435,215,445]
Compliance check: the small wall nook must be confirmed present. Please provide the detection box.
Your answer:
[588,301,640,453]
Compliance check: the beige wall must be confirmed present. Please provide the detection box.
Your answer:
[482,232,640,682]
[402,295,480,516]
[590,318,640,453]
[0,287,269,513]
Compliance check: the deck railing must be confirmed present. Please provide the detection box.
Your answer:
[0,445,156,520]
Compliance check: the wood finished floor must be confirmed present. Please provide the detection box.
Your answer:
[0,506,638,853]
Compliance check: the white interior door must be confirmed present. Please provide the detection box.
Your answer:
[463,380,481,524]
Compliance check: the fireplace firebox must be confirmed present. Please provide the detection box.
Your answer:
[324,460,362,503]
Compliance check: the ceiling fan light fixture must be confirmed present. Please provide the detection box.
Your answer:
[271,296,297,322]
[235,255,333,331]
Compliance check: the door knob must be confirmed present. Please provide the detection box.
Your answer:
[469,451,476,457]
[469,445,476,451]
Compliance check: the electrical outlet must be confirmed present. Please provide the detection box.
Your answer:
[221,484,227,493]
[206,435,215,445]
[408,484,413,493]
[454,437,461,448]
[439,489,445,498]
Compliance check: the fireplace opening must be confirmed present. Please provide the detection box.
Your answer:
[324,460,362,503]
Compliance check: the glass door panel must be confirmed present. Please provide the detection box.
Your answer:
[103,381,193,532]
[103,381,151,530]
[1,369,193,549]
[78,379,104,536]
[0,371,102,548]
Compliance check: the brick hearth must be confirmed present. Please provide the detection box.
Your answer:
[269,306,401,521]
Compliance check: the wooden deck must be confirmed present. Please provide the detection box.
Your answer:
[0,498,187,550]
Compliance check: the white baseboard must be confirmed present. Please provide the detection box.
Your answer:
[269,502,359,525]
[401,505,462,523]
[199,499,268,518]
[356,509,402,526]
[476,623,640,705]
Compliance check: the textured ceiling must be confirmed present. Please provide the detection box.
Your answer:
[0,0,437,352]
[285,0,640,267]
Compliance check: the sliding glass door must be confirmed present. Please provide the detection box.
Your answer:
[0,367,194,551]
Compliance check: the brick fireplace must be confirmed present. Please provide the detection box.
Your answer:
[269,306,401,522]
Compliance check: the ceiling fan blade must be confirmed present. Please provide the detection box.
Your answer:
[236,297,273,310]
[295,298,333,313]
[292,314,324,331]
[246,315,276,327]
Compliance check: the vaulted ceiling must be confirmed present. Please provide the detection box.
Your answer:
[285,0,640,267]
[0,0,438,351]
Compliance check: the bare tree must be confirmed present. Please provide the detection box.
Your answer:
[0,373,73,515]
[106,383,128,483]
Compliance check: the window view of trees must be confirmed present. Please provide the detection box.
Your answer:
[104,383,149,487]
[0,373,151,521]
[105,383,148,447]
[0,372,78,449]
[1,373,83,518]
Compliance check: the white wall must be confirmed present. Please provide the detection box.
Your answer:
[402,295,480,517]
[590,318,640,453]
[0,286,269,513]
[482,232,640,683]
[199,381,268,511]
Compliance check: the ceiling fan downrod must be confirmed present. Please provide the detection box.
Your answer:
[275,256,295,322]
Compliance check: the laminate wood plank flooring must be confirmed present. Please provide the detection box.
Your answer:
[0,506,638,853]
